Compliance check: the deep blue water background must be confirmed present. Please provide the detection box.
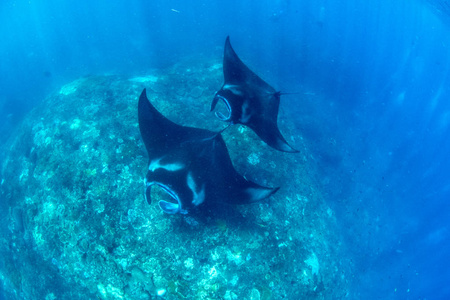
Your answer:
[1,0,450,299]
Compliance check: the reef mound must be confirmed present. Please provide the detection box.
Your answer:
[0,60,350,299]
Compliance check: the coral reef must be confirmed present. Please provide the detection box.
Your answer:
[0,59,350,299]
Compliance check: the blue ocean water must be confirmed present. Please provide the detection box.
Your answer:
[1,0,449,299]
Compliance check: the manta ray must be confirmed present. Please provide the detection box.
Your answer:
[211,36,298,153]
[138,89,279,214]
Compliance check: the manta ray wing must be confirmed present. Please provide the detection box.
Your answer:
[223,36,276,94]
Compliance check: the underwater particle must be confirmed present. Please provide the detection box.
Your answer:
[157,289,166,297]
[247,153,260,165]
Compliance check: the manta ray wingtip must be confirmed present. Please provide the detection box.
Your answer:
[245,185,280,203]
[139,88,147,99]
[275,141,299,153]
[280,141,299,153]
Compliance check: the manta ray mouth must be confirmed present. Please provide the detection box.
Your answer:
[213,94,232,121]
[146,182,185,214]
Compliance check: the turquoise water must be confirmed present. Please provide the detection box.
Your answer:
[1,1,450,299]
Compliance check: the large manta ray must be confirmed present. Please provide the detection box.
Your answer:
[138,89,279,214]
[211,36,298,153]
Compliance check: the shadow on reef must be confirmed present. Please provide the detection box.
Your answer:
[0,59,351,299]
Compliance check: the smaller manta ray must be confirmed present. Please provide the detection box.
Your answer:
[211,36,298,153]
[138,89,279,214]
